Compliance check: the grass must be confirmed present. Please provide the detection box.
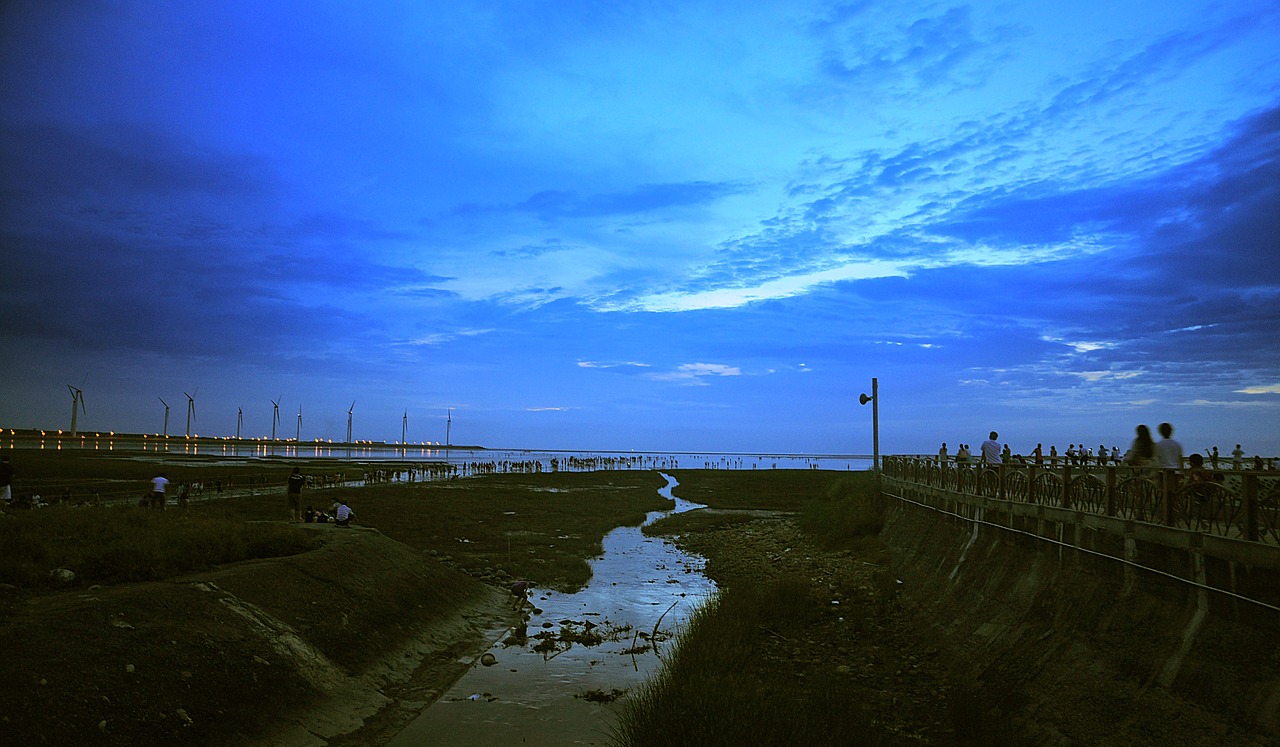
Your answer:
[615,576,885,747]
[665,468,849,511]
[616,469,892,747]
[1,458,675,593]
[646,470,882,549]
[0,505,317,588]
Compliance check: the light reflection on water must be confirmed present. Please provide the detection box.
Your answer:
[1,435,872,471]
[386,473,714,747]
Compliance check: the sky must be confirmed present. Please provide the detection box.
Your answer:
[1,0,1278,457]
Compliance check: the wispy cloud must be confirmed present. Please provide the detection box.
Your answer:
[651,363,742,385]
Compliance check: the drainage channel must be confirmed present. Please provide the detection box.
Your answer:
[386,473,715,746]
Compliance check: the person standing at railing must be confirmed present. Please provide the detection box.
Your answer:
[1154,423,1183,472]
[938,442,948,464]
[981,432,1002,466]
[1231,444,1244,470]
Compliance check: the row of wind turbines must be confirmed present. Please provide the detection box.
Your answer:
[65,382,452,450]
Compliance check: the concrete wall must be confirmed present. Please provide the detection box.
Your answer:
[881,478,1280,744]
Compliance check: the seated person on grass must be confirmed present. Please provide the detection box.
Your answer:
[332,499,355,527]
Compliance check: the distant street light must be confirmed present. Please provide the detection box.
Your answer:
[859,377,879,481]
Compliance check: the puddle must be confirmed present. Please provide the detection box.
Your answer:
[387,473,713,746]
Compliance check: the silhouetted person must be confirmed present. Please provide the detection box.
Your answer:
[1124,425,1155,467]
[0,454,13,506]
[287,467,305,522]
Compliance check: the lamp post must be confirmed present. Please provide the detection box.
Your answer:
[859,377,879,483]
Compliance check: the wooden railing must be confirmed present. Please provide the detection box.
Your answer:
[882,456,1280,544]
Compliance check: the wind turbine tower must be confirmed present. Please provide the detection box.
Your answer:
[184,391,196,438]
[446,407,453,462]
[296,404,303,443]
[401,410,408,457]
[270,397,281,455]
[346,401,355,457]
[67,383,86,436]
[159,397,170,438]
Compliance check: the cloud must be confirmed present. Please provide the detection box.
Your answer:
[1237,385,1280,395]
[454,181,746,222]
[651,363,742,385]
[577,361,650,370]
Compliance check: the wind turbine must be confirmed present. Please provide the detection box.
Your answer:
[236,407,243,440]
[401,410,408,457]
[296,404,303,442]
[446,407,453,462]
[270,396,281,454]
[158,397,170,438]
[346,400,355,456]
[67,382,86,436]
[184,391,196,438]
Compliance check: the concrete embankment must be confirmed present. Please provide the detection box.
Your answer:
[881,489,1280,745]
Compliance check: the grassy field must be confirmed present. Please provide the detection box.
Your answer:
[0,450,673,594]
[202,469,672,591]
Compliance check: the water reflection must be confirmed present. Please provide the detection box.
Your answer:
[387,473,713,746]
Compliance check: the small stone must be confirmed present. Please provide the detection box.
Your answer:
[125,664,135,673]
[98,720,107,731]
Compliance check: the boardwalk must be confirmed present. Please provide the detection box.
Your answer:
[883,456,1280,544]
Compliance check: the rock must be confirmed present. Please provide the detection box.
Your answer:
[480,653,497,666]
[49,568,76,585]
[125,664,135,673]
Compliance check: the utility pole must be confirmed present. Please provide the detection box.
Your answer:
[859,377,880,488]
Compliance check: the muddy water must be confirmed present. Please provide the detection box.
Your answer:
[387,473,713,746]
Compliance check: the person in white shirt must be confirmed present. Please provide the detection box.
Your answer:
[333,498,355,527]
[980,432,1002,466]
[150,473,169,510]
[1153,422,1184,470]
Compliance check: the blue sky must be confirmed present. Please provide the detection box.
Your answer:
[2,1,1278,456]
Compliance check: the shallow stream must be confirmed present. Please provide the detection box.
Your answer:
[387,473,714,746]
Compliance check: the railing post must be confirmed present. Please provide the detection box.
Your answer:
[1161,470,1176,526]
[1105,466,1116,516]
[1061,463,1071,510]
[998,464,1006,502]
[1027,464,1037,503]
[1243,474,1259,542]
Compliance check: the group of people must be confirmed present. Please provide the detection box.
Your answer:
[143,472,190,510]
[935,423,1272,471]
[288,467,355,527]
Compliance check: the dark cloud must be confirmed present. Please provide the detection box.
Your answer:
[0,120,437,362]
